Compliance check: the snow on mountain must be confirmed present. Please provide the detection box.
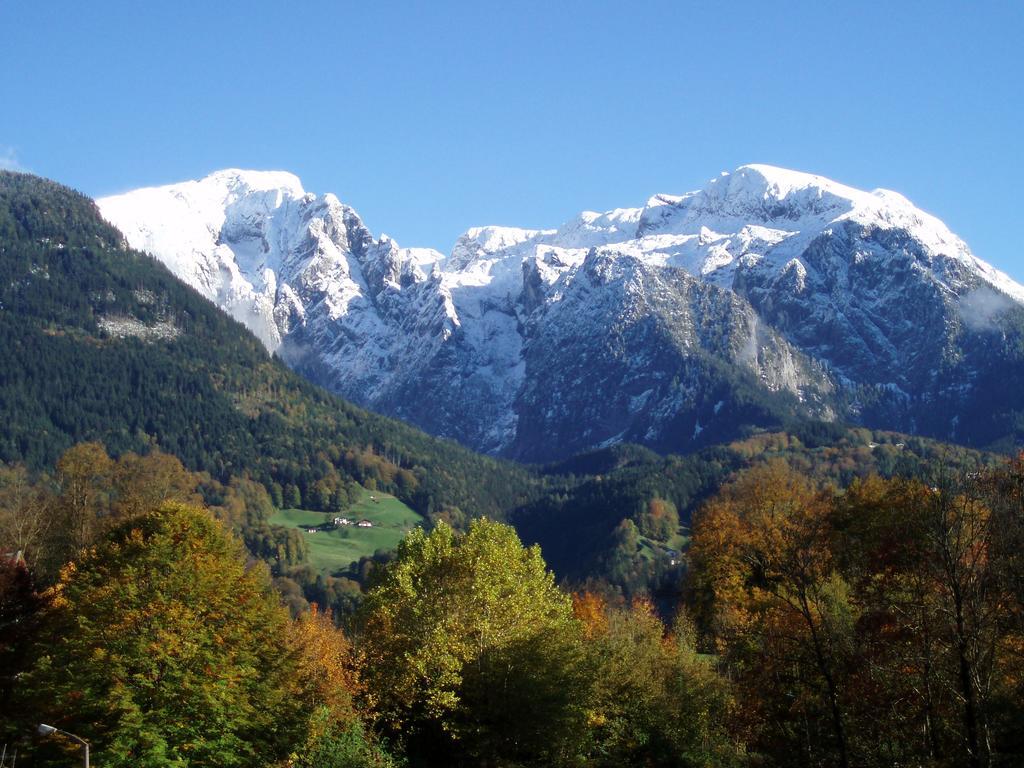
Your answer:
[98,165,1024,459]
[632,164,1023,301]
[101,170,335,348]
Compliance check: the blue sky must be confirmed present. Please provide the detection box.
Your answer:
[2,1,1022,276]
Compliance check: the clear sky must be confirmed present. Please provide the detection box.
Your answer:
[2,1,1022,276]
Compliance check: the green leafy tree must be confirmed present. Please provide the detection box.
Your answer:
[293,716,401,768]
[358,519,587,766]
[574,593,742,767]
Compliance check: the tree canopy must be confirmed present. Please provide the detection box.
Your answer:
[358,518,588,766]
[688,459,1024,767]
[14,503,309,767]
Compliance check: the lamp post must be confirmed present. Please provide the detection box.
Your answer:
[37,724,89,767]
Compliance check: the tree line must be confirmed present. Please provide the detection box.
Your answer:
[1,473,738,766]
[4,442,1021,765]
[688,459,1024,767]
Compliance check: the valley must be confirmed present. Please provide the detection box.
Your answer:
[5,5,1022,765]
[0,165,1019,768]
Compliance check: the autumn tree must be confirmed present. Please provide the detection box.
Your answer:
[358,519,587,766]
[0,464,52,569]
[289,604,400,768]
[637,497,679,540]
[689,461,855,768]
[928,486,1000,766]
[838,472,1012,767]
[14,502,310,767]
[291,604,361,728]
[54,441,114,554]
[19,444,204,580]
[981,454,1024,756]
[831,475,953,765]
[110,448,199,520]
[692,459,1024,767]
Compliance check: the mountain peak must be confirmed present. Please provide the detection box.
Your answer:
[730,163,860,196]
[201,168,306,197]
[692,164,865,220]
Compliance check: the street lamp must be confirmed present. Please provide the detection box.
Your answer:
[37,723,89,767]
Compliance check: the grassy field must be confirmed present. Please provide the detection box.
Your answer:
[269,489,424,575]
[637,531,690,563]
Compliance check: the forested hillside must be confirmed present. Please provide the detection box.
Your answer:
[515,426,991,596]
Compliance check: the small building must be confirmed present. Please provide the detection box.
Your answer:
[334,517,352,526]
[357,519,373,528]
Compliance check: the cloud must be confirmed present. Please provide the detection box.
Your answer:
[957,286,1017,332]
[0,146,24,171]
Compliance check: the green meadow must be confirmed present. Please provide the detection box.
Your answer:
[270,489,424,575]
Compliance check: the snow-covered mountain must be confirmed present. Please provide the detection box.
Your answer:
[98,165,1024,460]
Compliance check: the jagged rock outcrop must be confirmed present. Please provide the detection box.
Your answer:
[99,164,1024,459]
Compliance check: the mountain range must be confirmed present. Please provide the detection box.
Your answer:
[98,165,1024,461]
[0,169,995,599]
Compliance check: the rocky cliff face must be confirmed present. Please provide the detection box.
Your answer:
[99,164,1024,459]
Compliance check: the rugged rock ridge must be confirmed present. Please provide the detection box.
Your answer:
[99,165,1024,459]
